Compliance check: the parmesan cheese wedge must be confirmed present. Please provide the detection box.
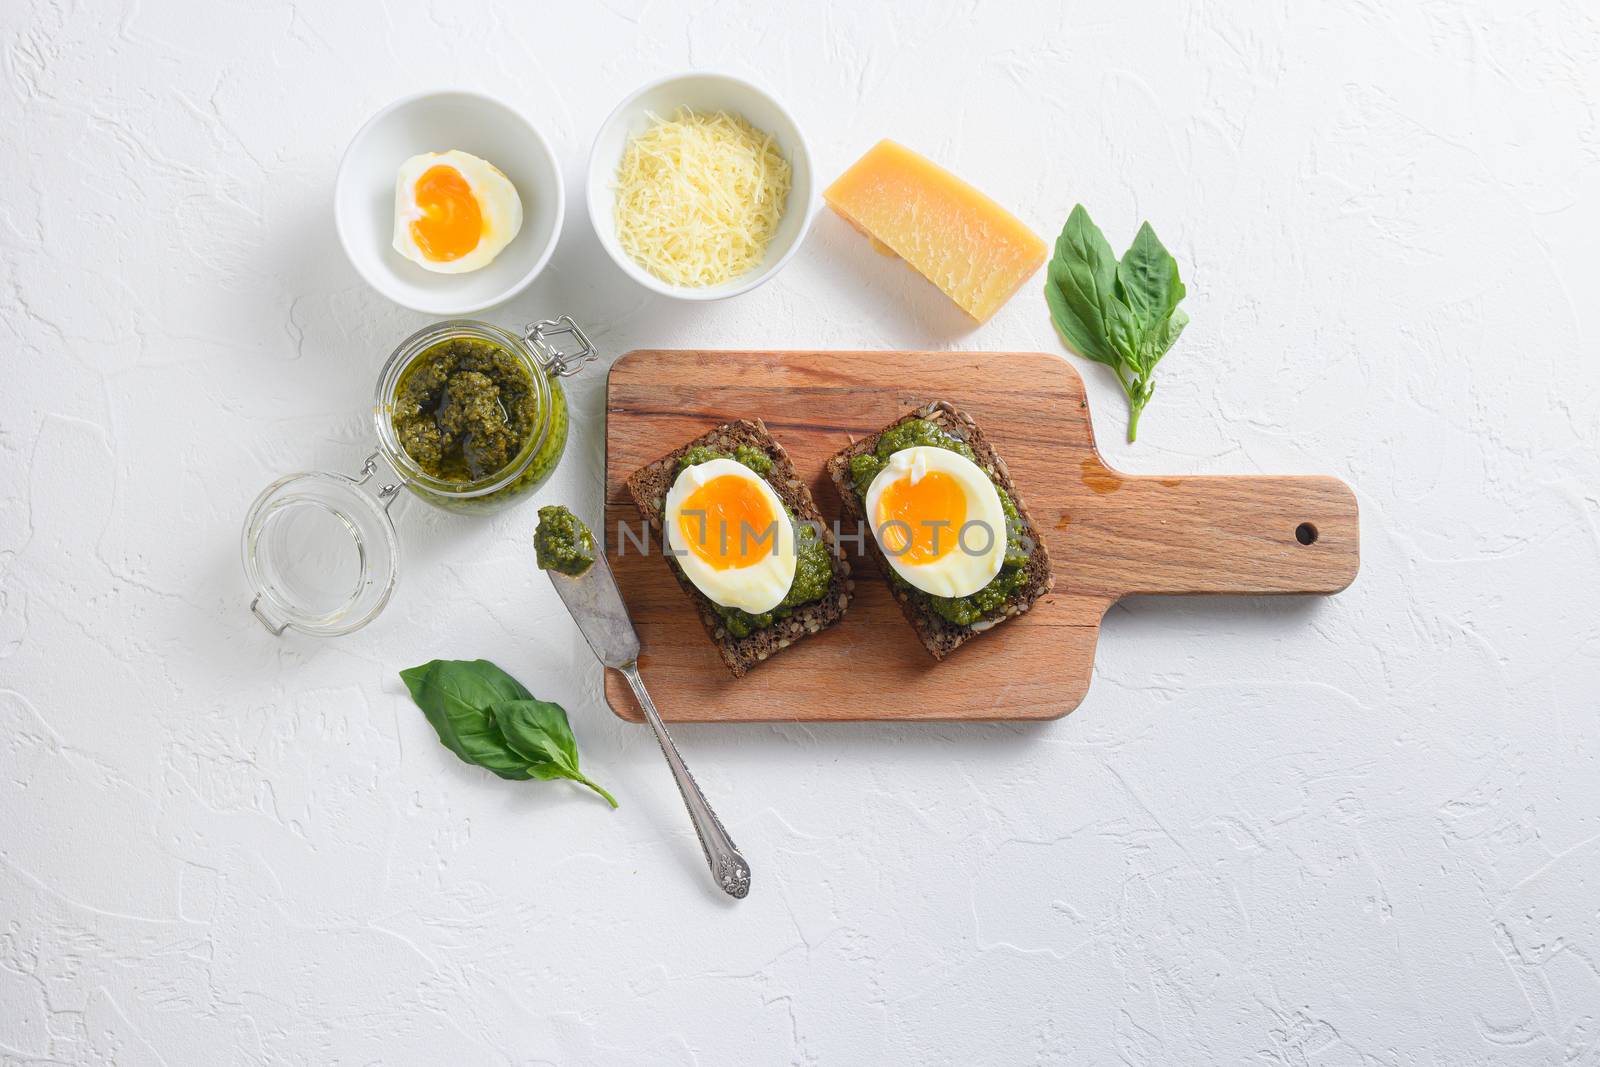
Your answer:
[824,140,1046,323]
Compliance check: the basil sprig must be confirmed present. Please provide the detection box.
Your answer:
[400,659,617,807]
[1045,204,1189,442]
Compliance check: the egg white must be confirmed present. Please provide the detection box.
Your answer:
[392,149,523,274]
[864,445,1006,598]
[663,458,797,614]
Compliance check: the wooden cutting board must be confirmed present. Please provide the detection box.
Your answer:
[603,349,1358,722]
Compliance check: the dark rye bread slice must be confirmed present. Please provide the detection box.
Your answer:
[825,400,1055,660]
[626,419,852,678]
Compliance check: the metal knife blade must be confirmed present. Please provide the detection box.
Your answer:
[543,547,752,899]
[546,552,640,669]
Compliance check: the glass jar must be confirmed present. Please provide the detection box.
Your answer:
[242,316,596,637]
[375,319,570,515]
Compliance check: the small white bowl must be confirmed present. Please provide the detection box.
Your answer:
[335,90,564,315]
[587,72,815,301]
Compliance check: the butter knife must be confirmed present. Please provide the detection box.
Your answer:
[546,551,751,899]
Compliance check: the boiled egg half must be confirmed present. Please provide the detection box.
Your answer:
[864,446,1006,598]
[392,150,522,273]
[664,458,796,614]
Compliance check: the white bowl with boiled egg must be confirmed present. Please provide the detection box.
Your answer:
[336,90,563,315]
[587,72,815,301]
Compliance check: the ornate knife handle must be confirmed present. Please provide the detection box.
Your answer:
[620,662,751,899]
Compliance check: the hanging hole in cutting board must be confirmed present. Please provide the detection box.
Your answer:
[1295,522,1319,545]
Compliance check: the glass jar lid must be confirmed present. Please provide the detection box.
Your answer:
[241,456,400,637]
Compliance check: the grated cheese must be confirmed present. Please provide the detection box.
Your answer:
[613,109,792,288]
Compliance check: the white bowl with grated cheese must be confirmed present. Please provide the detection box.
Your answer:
[587,72,816,301]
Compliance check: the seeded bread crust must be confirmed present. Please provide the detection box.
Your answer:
[626,419,853,678]
[825,401,1055,660]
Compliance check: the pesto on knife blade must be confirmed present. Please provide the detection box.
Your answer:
[535,505,596,577]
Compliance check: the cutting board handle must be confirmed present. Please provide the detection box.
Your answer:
[1074,465,1360,598]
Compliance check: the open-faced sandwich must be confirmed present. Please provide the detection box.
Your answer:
[826,401,1054,659]
[626,419,852,677]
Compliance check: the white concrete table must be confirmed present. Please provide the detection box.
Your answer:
[3,1,1597,1062]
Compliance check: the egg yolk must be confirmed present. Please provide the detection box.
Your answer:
[410,165,484,262]
[876,470,967,564]
[678,475,780,570]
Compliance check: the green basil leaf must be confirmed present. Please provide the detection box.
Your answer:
[1104,293,1145,370]
[1043,205,1190,444]
[399,660,532,780]
[493,697,579,772]
[1044,205,1121,366]
[1045,262,1117,367]
[1147,308,1189,370]
[1115,221,1185,331]
[493,698,618,807]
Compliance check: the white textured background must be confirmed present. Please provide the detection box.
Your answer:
[3,1,1599,1063]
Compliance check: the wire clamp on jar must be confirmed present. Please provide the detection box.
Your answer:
[357,450,402,509]
[525,316,598,378]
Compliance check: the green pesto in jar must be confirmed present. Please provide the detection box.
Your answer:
[390,336,568,513]
[535,505,595,577]
[671,446,831,639]
[847,417,1032,628]
[394,338,537,482]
